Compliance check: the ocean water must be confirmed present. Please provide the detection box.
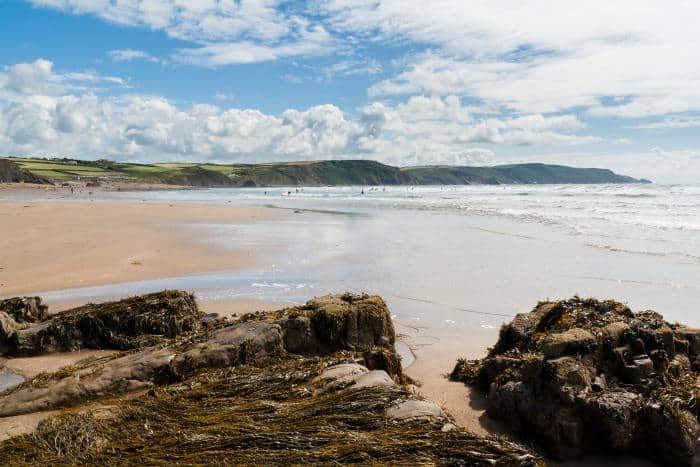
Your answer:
[111,183,700,262]
[8,183,700,359]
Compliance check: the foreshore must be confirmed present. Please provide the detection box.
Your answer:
[0,190,494,437]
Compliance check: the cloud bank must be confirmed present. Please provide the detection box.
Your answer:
[0,60,598,167]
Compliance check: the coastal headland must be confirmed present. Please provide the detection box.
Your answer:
[2,156,649,188]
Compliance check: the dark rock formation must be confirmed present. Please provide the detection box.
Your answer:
[0,159,52,184]
[0,293,398,416]
[5,290,201,356]
[451,297,700,466]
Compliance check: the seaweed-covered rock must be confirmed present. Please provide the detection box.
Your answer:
[0,312,18,353]
[0,355,540,466]
[10,290,201,356]
[451,297,700,466]
[0,291,541,465]
[0,292,400,416]
[0,297,48,324]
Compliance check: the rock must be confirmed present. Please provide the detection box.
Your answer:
[313,363,369,392]
[349,370,395,389]
[675,337,690,354]
[0,159,52,184]
[630,338,646,356]
[668,354,692,377]
[544,356,592,396]
[0,350,541,466]
[623,357,654,384]
[314,365,395,393]
[612,346,633,367]
[386,400,446,421]
[641,402,700,465]
[478,356,522,390]
[649,349,670,374]
[0,291,403,417]
[441,422,457,432]
[0,312,18,353]
[602,322,631,348]
[11,290,201,356]
[541,328,597,358]
[283,315,313,353]
[363,347,402,376]
[451,296,700,466]
[171,321,284,376]
[583,390,640,451]
[317,363,369,382]
[282,293,396,356]
[0,347,177,417]
[0,297,48,324]
[307,293,396,350]
[675,326,700,355]
[0,371,25,392]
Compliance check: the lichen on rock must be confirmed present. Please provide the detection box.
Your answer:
[451,296,700,466]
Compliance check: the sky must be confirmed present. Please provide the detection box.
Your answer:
[1,0,699,182]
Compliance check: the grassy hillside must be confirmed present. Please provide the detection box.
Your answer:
[403,163,646,185]
[2,157,649,187]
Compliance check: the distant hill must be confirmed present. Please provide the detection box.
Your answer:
[2,157,650,187]
[401,163,648,185]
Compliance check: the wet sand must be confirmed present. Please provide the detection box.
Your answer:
[0,199,277,296]
[395,321,510,436]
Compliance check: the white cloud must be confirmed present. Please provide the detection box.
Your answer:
[319,1,700,117]
[30,1,700,122]
[0,59,124,100]
[31,0,335,66]
[215,92,235,102]
[0,60,603,166]
[108,49,162,64]
[174,22,334,66]
[635,117,700,129]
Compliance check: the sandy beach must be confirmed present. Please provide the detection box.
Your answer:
[0,197,277,296]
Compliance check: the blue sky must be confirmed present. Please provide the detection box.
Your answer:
[1,0,699,182]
